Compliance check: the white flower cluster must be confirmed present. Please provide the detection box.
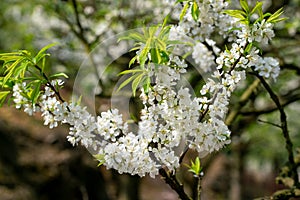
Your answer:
[168,0,234,41]
[10,0,282,179]
[11,53,235,178]
[192,42,215,72]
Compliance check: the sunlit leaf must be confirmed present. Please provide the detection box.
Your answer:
[250,2,263,15]
[132,72,146,97]
[34,43,58,65]
[118,69,145,75]
[0,91,10,106]
[191,1,199,21]
[180,2,189,21]
[49,72,69,79]
[240,0,249,13]
[117,74,138,92]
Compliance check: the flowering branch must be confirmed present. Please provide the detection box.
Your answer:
[0,0,292,199]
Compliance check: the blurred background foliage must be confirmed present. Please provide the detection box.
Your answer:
[1,0,300,200]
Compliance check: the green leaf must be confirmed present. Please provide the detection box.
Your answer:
[132,72,146,97]
[143,76,151,94]
[244,42,253,54]
[266,7,286,23]
[180,2,189,21]
[34,43,58,65]
[28,80,42,103]
[139,38,151,68]
[224,10,246,21]
[240,0,249,13]
[162,14,170,28]
[3,58,24,87]
[117,74,138,92]
[191,1,199,21]
[250,2,263,15]
[93,154,105,167]
[187,157,202,176]
[128,56,137,68]
[0,91,10,106]
[118,69,145,75]
[49,72,69,79]
[14,61,29,78]
[119,31,146,43]
[150,48,161,64]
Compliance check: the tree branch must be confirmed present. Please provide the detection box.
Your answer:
[159,168,192,200]
[254,71,298,183]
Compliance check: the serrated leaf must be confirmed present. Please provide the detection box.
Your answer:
[187,157,202,176]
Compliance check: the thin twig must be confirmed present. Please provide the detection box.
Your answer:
[254,71,298,183]
[257,119,282,128]
[196,175,202,200]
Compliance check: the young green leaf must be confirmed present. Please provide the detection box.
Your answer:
[132,72,146,97]
[118,69,145,75]
[191,1,199,21]
[49,72,69,79]
[0,91,10,106]
[117,74,138,92]
[93,154,105,167]
[150,48,162,64]
[266,7,286,23]
[180,2,189,21]
[34,43,58,65]
[224,10,247,21]
[240,0,249,14]
[250,2,263,15]
[185,157,202,176]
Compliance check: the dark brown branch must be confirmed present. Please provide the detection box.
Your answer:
[240,96,300,116]
[254,71,298,183]
[257,119,282,128]
[34,64,71,112]
[71,0,85,38]
[159,168,192,200]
